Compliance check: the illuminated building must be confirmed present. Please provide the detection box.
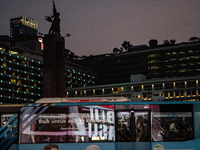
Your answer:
[67,41,200,101]
[10,16,38,37]
[0,41,98,104]
[0,42,43,104]
[78,42,200,84]
[66,75,200,102]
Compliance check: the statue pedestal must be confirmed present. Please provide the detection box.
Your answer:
[43,34,65,98]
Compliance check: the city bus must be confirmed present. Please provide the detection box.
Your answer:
[0,97,200,150]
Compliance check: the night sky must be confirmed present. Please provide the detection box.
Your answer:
[0,0,200,56]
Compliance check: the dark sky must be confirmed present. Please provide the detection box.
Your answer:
[0,0,200,56]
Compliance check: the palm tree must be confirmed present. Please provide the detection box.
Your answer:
[189,37,199,42]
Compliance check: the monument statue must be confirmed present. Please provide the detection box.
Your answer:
[45,0,61,35]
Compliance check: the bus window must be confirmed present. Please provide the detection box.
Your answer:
[19,105,115,143]
[152,104,193,141]
[116,112,131,142]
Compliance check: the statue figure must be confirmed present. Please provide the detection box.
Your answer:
[45,0,61,35]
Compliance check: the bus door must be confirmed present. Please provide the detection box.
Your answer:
[0,113,19,150]
[134,111,150,142]
[116,110,151,142]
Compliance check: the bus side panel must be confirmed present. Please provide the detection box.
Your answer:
[9,140,200,150]
[7,144,18,150]
[193,104,200,139]
[115,142,151,150]
[10,143,115,150]
[151,138,200,150]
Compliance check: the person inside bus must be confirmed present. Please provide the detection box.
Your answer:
[44,144,59,150]
[118,123,130,142]
[86,145,101,150]
[59,135,66,142]
[174,123,187,140]
[43,136,50,142]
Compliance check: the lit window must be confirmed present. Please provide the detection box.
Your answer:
[172,52,176,54]
[18,79,21,84]
[180,51,185,54]
[189,50,193,53]
[34,83,37,87]
[9,50,18,55]
[10,78,16,83]
[2,62,6,67]
[151,66,159,69]
[180,64,186,66]
[0,47,5,52]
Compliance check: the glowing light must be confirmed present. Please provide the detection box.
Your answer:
[38,37,44,50]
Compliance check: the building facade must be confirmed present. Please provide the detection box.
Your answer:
[10,16,38,37]
[66,76,200,102]
[0,41,98,104]
[78,42,200,85]
[0,42,43,104]
[147,42,200,79]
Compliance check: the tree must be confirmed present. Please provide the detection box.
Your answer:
[163,39,176,45]
[121,41,132,51]
[113,47,123,54]
[113,48,120,54]
[163,40,170,45]
[169,39,176,45]
[149,39,158,47]
[189,37,200,42]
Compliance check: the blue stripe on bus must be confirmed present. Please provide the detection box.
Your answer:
[1,134,17,150]
[21,105,50,133]
[21,106,35,118]
[21,103,37,112]
[21,106,41,125]
[21,103,31,111]
[0,127,18,147]
[0,120,18,139]
[0,114,18,132]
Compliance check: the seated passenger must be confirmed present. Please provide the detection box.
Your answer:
[174,123,187,140]
[118,123,130,142]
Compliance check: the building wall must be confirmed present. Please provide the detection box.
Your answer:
[10,16,38,37]
[66,76,200,102]
[147,42,200,79]
[0,43,43,104]
[79,42,200,85]
[0,42,98,104]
